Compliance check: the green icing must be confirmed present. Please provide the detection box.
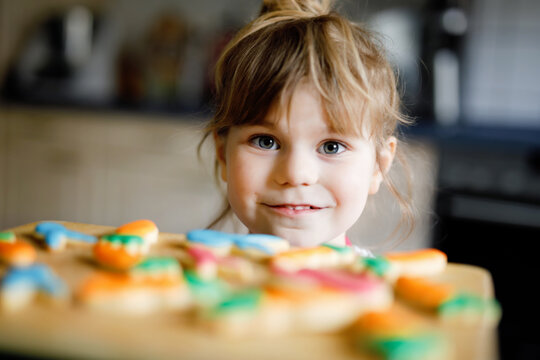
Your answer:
[366,334,440,360]
[211,288,262,316]
[184,270,228,306]
[438,293,501,317]
[101,234,143,245]
[133,257,180,273]
[322,243,352,254]
[363,256,391,277]
[0,231,15,243]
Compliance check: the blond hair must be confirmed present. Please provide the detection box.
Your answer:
[201,0,414,243]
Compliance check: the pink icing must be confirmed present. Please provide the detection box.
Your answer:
[187,246,217,265]
[275,267,379,293]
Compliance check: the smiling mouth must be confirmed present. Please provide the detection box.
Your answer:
[262,204,324,214]
[274,205,321,210]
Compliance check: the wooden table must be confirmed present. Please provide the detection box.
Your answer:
[0,222,500,360]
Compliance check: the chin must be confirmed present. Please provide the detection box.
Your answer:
[274,229,325,248]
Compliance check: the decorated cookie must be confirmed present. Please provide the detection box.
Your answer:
[185,246,219,281]
[270,244,356,272]
[77,257,190,315]
[437,293,501,325]
[200,287,276,338]
[184,270,231,309]
[0,231,36,267]
[384,249,448,281]
[353,255,393,278]
[115,219,159,248]
[183,245,266,284]
[354,308,447,360]
[217,255,267,285]
[1,263,68,312]
[186,230,234,257]
[231,233,290,259]
[186,229,289,259]
[130,256,182,279]
[93,234,146,270]
[395,276,501,325]
[395,276,456,310]
[34,222,97,252]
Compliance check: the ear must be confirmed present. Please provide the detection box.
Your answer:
[213,132,228,182]
[369,136,397,195]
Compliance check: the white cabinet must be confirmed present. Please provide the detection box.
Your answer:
[0,107,223,233]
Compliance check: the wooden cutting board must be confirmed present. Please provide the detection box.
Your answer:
[0,222,499,360]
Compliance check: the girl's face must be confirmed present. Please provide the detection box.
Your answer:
[215,84,394,247]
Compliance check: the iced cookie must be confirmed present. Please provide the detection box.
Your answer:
[217,255,267,285]
[183,245,266,284]
[438,293,501,325]
[202,288,269,337]
[354,308,447,360]
[186,229,289,259]
[93,234,146,270]
[186,230,234,257]
[34,222,97,252]
[395,276,455,310]
[115,219,159,248]
[384,249,448,280]
[353,255,393,278]
[184,270,231,309]
[270,244,356,272]
[231,233,290,259]
[395,276,501,325]
[130,256,182,279]
[77,257,190,315]
[1,263,68,312]
[185,246,219,280]
[0,231,36,267]
[267,277,392,334]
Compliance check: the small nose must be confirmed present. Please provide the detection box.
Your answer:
[273,148,318,186]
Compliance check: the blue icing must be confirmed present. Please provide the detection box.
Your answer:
[238,234,283,243]
[2,264,67,296]
[186,229,234,247]
[35,222,96,249]
[233,234,283,254]
[186,230,283,254]
[35,222,65,233]
[64,229,96,243]
[233,238,273,254]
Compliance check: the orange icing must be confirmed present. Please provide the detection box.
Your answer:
[274,246,334,260]
[93,242,144,270]
[0,240,37,265]
[264,285,342,303]
[271,246,336,270]
[116,220,157,236]
[385,249,447,263]
[395,276,455,309]
[77,272,183,300]
[356,308,422,336]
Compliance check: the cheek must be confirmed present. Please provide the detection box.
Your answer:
[226,151,266,204]
[331,161,374,210]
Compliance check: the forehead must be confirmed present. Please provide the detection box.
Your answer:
[262,83,370,138]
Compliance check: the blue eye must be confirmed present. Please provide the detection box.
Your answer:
[251,135,279,150]
[319,141,346,155]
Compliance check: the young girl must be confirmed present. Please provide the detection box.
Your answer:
[201,0,413,254]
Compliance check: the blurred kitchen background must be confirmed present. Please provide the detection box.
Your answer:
[0,0,539,358]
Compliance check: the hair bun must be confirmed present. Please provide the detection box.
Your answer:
[259,0,332,17]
